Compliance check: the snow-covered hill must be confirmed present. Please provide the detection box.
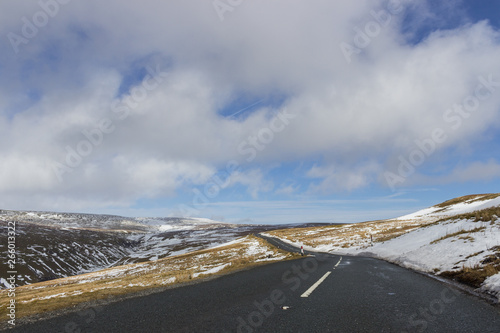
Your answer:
[0,210,284,288]
[0,209,323,289]
[265,193,500,301]
[396,193,500,221]
[0,210,232,232]
[366,194,500,300]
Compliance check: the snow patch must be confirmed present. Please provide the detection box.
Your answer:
[210,237,247,249]
[480,273,500,299]
[0,278,12,289]
[192,263,231,278]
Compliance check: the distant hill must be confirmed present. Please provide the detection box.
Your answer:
[0,209,326,288]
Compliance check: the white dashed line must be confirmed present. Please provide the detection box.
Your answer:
[334,257,342,268]
[300,271,331,298]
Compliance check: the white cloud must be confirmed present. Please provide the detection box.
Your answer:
[228,169,274,199]
[408,159,500,186]
[275,183,299,196]
[115,156,215,198]
[1,1,500,213]
[307,162,381,194]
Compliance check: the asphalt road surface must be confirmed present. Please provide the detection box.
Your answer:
[6,236,500,332]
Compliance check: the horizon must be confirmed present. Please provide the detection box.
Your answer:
[3,192,498,225]
[1,1,500,224]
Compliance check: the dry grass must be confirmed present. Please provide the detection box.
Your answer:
[0,235,297,321]
[434,193,500,209]
[430,227,486,244]
[437,206,500,224]
[455,206,500,223]
[465,251,484,259]
[439,247,500,288]
[374,225,421,243]
[439,264,500,288]
[269,224,345,244]
[266,218,436,250]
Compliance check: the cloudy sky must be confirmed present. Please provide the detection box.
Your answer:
[1,0,500,224]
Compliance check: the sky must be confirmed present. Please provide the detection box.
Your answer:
[1,0,500,224]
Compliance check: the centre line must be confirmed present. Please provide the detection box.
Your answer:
[334,256,342,268]
[300,271,331,298]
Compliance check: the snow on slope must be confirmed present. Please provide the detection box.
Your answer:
[0,209,231,232]
[368,194,500,300]
[0,209,290,288]
[0,222,255,288]
[366,194,500,271]
[268,193,500,301]
[363,219,499,272]
[12,235,291,311]
[0,210,245,288]
[397,194,500,220]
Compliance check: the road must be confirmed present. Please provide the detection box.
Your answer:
[6,236,500,332]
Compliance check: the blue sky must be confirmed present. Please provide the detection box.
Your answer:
[1,0,500,224]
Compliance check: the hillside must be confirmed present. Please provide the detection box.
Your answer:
[264,193,500,301]
[0,210,291,288]
[0,235,297,323]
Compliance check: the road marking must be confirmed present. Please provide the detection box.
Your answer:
[301,271,331,298]
[334,256,342,269]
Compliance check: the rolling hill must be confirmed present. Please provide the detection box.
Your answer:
[0,210,295,288]
[264,193,500,301]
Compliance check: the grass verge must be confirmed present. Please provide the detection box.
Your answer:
[439,248,500,288]
[439,265,500,288]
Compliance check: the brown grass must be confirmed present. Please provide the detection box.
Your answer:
[439,264,500,288]
[0,235,297,322]
[439,247,500,288]
[266,218,436,250]
[373,225,420,243]
[430,227,486,244]
[437,206,500,224]
[434,193,500,209]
